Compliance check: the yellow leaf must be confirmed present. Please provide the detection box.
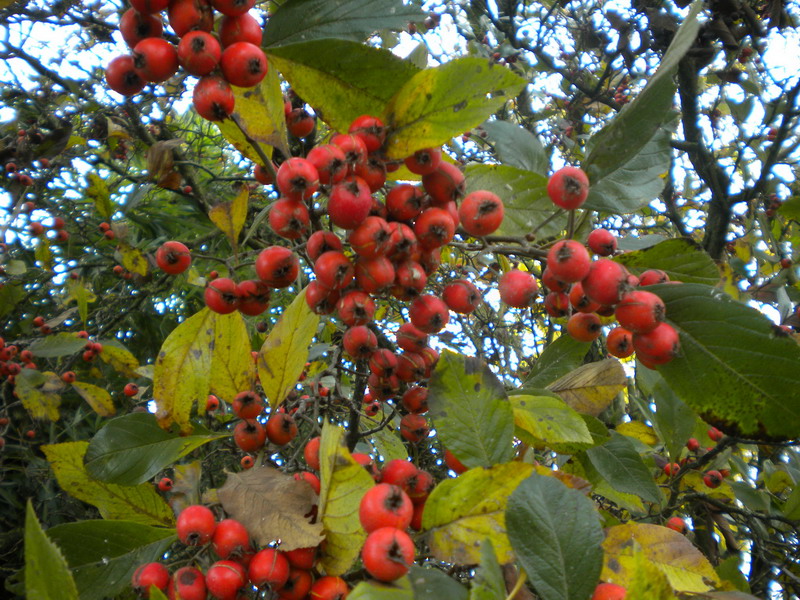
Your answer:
[35,239,53,271]
[15,369,61,421]
[318,422,375,575]
[546,358,626,416]
[71,381,115,417]
[257,288,320,409]
[624,546,675,600]
[117,243,149,276]
[99,344,140,378]
[42,442,174,527]
[218,466,324,551]
[216,66,287,160]
[680,471,735,502]
[86,172,113,218]
[209,311,255,404]
[718,263,740,300]
[64,278,96,326]
[511,394,594,453]
[602,522,721,593]
[153,308,216,433]
[616,421,659,446]
[421,462,534,564]
[208,187,249,252]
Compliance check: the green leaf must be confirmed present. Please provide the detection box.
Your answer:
[42,441,174,527]
[635,367,696,461]
[264,0,424,47]
[614,238,720,286]
[427,350,514,468]
[349,577,413,600]
[0,281,24,318]
[267,40,419,134]
[45,520,175,600]
[217,67,289,160]
[423,462,534,564]
[25,500,78,600]
[651,283,800,440]
[480,120,548,175]
[584,117,677,213]
[470,539,507,600]
[385,58,526,159]
[583,433,662,504]
[511,394,594,453]
[524,334,591,388]
[361,414,407,463]
[506,473,604,600]
[27,333,86,358]
[583,2,703,213]
[84,412,227,486]
[463,164,566,240]
[258,287,320,409]
[409,565,468,600]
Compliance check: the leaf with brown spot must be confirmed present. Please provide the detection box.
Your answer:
[547,358,626,417]
[217,466,324,551]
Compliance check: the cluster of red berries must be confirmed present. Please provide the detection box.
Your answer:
[106,0,268,123]
[513,166,682,368]
[133,503,348,599]
[662,426,729,488]
[0,337,37,382]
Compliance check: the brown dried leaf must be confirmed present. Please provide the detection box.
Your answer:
[217,466,324,551]
[146,140,184,189]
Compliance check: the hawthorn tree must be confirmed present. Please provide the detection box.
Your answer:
[1,0,800,599]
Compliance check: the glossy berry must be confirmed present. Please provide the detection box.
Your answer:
[206,560,246,600]
[328,177,372,229]
[219,12,262,47]
[266,412,298,445]
[132,562,170,598]
[336,290,375,326]
[307,230,343,263]
[193,76,235,121]
[703,470,723,488]
[409,295,449,334]
[310,575,349,600]
[386,184,424,222]
[663,462,680,477]
[233,419,267,453]
[307,144,348,185]
[176,504,216,546]
[498,269,538,308]
[414,207,456,249]
[237,279,271,316]
[569,281,601,314]
[401,386,428,414]
[287,108,316,138]
[331,133,368,171]
[591,582,627,600]
[124,383,139,397]
[404,147,441,175]
[156,241,191,275]
[587,228,617,256]
[205,278,240,314]
[566,312,602,342]
[212,518,250,560]
[544,291,570,318]
[280,568,313,600]
[422,162,465,206]
[369,349,399,378]
[255,246,299,288]
[133,38,178,83]
[178,30,221,76]
[315,251,354,291]
[615,290,665,334]
[359,483,413,533]
[285,546,317,570]
[350,216,391,258]
[547,166,589,210]
[168,0,213,36]
[547,240,591,283]
[632,322,680,365]
[665,516,687,534]
[105,55,146,96]
[220,42,268,88]
[295,471,321,494]
[638,269,670,286]
[61,371,76,383]
[581,259,631,306]
[343,325,378,359]
[212,0,255,17]
[232,390,263,420]
[606,327,634,358]
[348,114,386,152]
[269,197,310,239]
[248,547,290,589]
[354,256,395,294]
[306,281,340,315]
[459,190,504,237]
[361,527,415,582]
[240,455,254,469]
[168,566,206,600]
[276,157,319,202]
[395,323,428,353]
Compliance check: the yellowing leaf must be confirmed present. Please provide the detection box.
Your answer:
[86,173,113,218]
[42,442,174,527]
[25,500,79,600]
[616,421,659,445]
[217,466,324,551]
[318,422,375,575]
[602,522,721,593]
[15,369,62,421]
[117,243,148,276]
[208,187,249,252]
[99,344,140,378]
[64,278,96,326]
[35,240,53,271]
[547,358,626,416]
[71,382,115,417]
[209,311,255,404]
[153,308,216,433]
[680,471,735,502]
[217,66,287,160]
[422,462,534,564]
[625,547,675,600]
[258,288,319,409]
[510,394,594,453]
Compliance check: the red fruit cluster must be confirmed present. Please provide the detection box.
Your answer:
[106,0,268,123]
[134,503,345,600]
[228,389,300,457]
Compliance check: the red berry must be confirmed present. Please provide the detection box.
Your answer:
[392,261,427,300]
[269,198,310,239]
[400,413,429,443]
[361,527,415,582]
[663,462,680,476]
[123,382,139,397]
[131,0,169,12]
[409,294,449,334]
[581,258,631,306]
[219,13,262,48]
[544,291,570,317]
[132,562,170,598]
[212,518,250,560]
[444,449,467,474]
[206,560,246,600]
[422,162,465,205]
[343,325,378,359]
[606,327,634,358]
[638,269,670,286]
[328,177,373,229]
[354,256,395,294]
[587,228,617,256]
[306,144,348,185]
[133,38,178,83]
[287,107,316,138]
[703,469,723,488]
[386,184,424,222]
[350,216,392,258]
[168,0,214,37]
[459,190,504,237]
[591,582,627,600]
[158,477,173,492]
[220,42,267,87]
[176,504,216,546]
[304,437,321,471]
[546,240,591,283]
[255,246,299,288]
[193,76,235,121]
[566,312,602,342]
[359,483,413,533]
[369,349,399,378]
[336,290,375,326]
[547,166,589,210]
[205,278,241,314]
[265,412,298,445]
[211,0,255,17]
[306,230,343,263]
[395,323,428,353]
[276,157,319,202]
[310,575,349,600]
[231,390,263,420]
[237,279,271,316]
[404,147,442,175]
[615,290,665,334]
[348,115,386,153]
[498,269,538,308]
[156,241,191,275]
[569,281,601,314]
[632,322,680,365]
[708,426,723,442]
[414,207,456,249]
[61,371,76,383]
[248,548,290,589]
[285,546,317,570]
[168,566,206,600]
[305,281,340,315]
[119,9,163,49]
[178,30,222,76]
[105,55,146,96]
[331,133,368,172]
[665,516,687,534]
[233,420,266,453]
[314,251,354,291]
[280,568,313,600]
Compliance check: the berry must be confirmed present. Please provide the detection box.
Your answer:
[205,278,241,314]
[211,0,255,17]
[287,108,316,138]
[265,412,298,445]
[231,390,263,420]
[219,12,262,47]
[587,228,617,256]
[354,256,395,294]
[581,259,631,306]
[544,291,570,318]
[168,0,214,37]
[285,547,317,570]
[686,437,700,452]
[328,177,373,229]
[404,147,441,175]
[304,437,321,471]
[663,462,680,476]
[240,455,254,469]
[459,190,504,237]
[369,349,399,378]
[396,352,427,382]
[395,323,428,353]
[409,295,449,334]
[106,55,146,96]
[401,386,428,414]
[132,562,170,598]
[206,560,246,600]
[665,516,687,533]
[193,76,235,121]
[348,115,386,152]
[703,470,723,488]
[178,30,222,76]
[131,0,169,12]
[280,568,313,600]
[237,279,271,316]
[124,383,139,397]
[276,157,320,202]
[61,371,76,383]
[306,230,343,263]
[306,281,340,315]
[220,41,268,88]
[314,251,354,291]
[414,207,456,249]
[248,548,290,589]
[615,290,665,334]
[295,471,321,494]
[546,240,591,283]
[361,527,415,582]
[331,133,368,171]
[350,216,392,258]
[444,449,467,474]
[233,420,266,452]
[638,269,669,286]
[498,270,538,308]
[119,9,163,49]
[422,162,465,205]
[386,184,424,222]
[632,322,680,365]
[400,413,429,443]
[359,483,413,533]
[156,241,191,275]
[591,582,627,600]
[176,504,216,546]
[256,246,299,288]
[708,426,723,442]
[212,518,250,560]
[547,166,589,210]
[566,312,602,342]
[336,290,375,326]
[343,325,378,359]
[606,327,634,358]
[306,144,348,185]
[133,38,179,83]
[269,198,310,239]
[569,281,601,314]
[310,575,349,600]
[168,566,206,600]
